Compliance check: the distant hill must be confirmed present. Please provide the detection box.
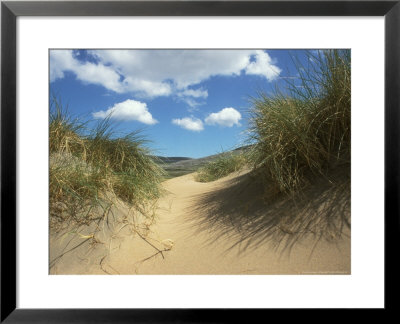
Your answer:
[157,145,253,179]
[155,156,193,164]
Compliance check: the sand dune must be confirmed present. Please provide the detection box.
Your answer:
[50,171,350,275]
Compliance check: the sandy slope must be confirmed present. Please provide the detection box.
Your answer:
[50,171,350,275]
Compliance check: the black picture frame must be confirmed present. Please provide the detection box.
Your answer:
[1,0,398,322]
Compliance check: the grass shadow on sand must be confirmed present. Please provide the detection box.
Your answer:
[187,166,350,256]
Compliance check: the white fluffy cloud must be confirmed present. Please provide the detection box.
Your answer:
[50,50,281,101]
[92,99,157,125]
[89,50,251,90]
[205,108,242,127]
[172,117,204,132]
[245,50,281,81]
[50,50,124,93]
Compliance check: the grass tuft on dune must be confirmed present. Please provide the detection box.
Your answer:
[49,99,165,232]
[195,152,247,182]
[248,49,351,195]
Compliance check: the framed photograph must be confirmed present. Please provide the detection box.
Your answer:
[1,0,398,321]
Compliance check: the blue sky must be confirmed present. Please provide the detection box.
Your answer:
[50,49,309,158]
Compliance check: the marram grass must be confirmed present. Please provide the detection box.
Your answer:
[49,101,165,232]
[195,152,247,182]
[248,49,351,195]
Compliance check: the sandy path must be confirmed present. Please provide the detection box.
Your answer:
[50,171,350,274]
[106,172,350,275]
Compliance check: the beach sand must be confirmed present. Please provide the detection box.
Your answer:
[50,171,350,275]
